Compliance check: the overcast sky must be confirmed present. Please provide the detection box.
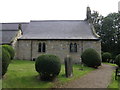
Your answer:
[0,0,120,23]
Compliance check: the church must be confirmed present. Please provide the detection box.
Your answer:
[1,7,101,63]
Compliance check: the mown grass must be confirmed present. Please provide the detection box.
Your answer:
[2,60,94,88]
[108,71,119,88]
[103,62,117,66]
[0,79,2,89]
[104,62,119,89]
[56,64,95,87]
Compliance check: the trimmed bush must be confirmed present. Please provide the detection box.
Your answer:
[102,52,112,62]
[1,47,10,76]
[2,45,15,60]
[81,48,101,68]
[115,54,120,67]
[35,54,61,81]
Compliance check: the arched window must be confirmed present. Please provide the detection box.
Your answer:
[38,42,46,53]
[74,43,77,52]
[42,42,46,52]
[70,43,72,52]
[70,43,74,52]
[70,43,77,53]
[38,43,41,52]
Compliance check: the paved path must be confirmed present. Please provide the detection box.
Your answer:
[59,64,115,88]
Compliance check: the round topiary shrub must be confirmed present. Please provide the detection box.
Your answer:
[81,48,101,68]
[102,52,112,62]
[115,54,120,67]
[2,45,15,60]
[1,47,10,76]
[35,54,61,81]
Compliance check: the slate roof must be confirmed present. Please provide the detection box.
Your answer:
[20,20,99,40]
[1,30,18,44]
[0,23,29,44]
[2,23,29,31]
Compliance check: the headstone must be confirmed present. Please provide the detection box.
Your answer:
[64,56,73,77]
[79,61,84,71]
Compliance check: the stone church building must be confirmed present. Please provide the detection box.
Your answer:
[1,7,101,63]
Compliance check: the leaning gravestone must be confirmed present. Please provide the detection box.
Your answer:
[64,56,73,77]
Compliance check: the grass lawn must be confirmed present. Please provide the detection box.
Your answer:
[0,79,2,89]
[2,60,94,88]
[103,62,117,66]
[104,62,119,88]
[108,71,119,88]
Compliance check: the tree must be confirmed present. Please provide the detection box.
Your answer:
[101,13,120,56]
[91,11,120,57]
[91,11,104,35]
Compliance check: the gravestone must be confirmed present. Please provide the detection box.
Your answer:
[64,56,73,77]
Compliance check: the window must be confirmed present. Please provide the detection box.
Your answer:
[42,43,46,52]
[74,43,77,52]
[70,43,77,52]
[38,42,46,52]
[70,43,74,52]
[38,43,41,52]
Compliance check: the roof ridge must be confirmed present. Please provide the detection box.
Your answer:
[30,20,85,22]
[2,22,29,24]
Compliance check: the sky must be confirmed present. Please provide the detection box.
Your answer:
[0,0,120,23]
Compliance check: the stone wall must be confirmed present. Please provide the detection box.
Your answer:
[16,40,101,63]
[17,40,31,60]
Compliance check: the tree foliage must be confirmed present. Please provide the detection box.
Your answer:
[35,54,61,81]
[81,48,101,68]
[2,45,15,60]
[91,11,120,57]
[102,52,112,62]
[115,54,120,67]
[1,47,10,76]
